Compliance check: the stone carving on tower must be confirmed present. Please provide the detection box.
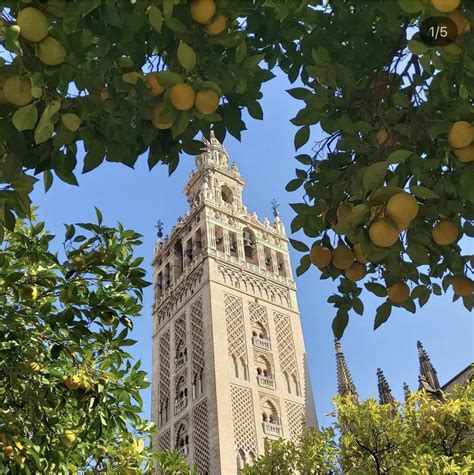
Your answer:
[151,132,317,474]
[376,368,395,404]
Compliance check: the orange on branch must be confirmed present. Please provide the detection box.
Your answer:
[145,73,165,96]
[336,202,353,222]
[369,219,399,248]
[38,37,67,66]
[3,75,33,106]
[205,15,227,36]
[448,121,473,149]
[195,89,220,114]
[448,10,471,35]
[388,282,410,304]
[309,245,332,268]
[17,7,49,42]
[170,83,195,111]
[432,220,459,245]
[332,245,355,270]
[454,144,474,163]
[191,0,216,24]
[345,262,366,281]
[431,0,461,13]
[386,192,419,225]
[151,103,173,129]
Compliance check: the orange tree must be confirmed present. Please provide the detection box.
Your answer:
[244,383,474,475]
[0,1,472,340]
[0,213,195,473]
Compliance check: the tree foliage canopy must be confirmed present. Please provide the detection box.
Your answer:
[0,2,472,335]
[0,213,193,473]
[244,383,474,475]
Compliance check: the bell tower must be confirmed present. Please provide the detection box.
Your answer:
[151,133,317,474]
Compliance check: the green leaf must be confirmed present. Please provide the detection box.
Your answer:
[177,41,196,72]
[296,255,311,276]
[148,5,163,33]
[95,207,103,225]
[363,162,388,192]
[154,71,183,88]
[286,179,303,192]
[44,170,53,192]
[365,282,388,297]
[374,302,392,329]
[12,104,38,132]
[408,39,429,56]
[332,310,349,339]
[35,101,61,145]
[247,101,263,120]
[294,125,310,150]
[5,25,22,55]
[83,143,106,173]
[235,41,247,63]
[289,239,309,252]
[61,113,81,132]
[409,185,439,199]
[387,149,413,164]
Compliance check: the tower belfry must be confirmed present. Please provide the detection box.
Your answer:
[151,134,317,474]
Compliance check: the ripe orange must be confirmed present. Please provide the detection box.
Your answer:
[309,245,332,268]
[431,0,461,13]
[432,220,458,245]
[454,145,474,163]
[452,276,473,297]
[386,192,419,225]
[170,83,195,111]
[345,262,366,281]
[205,15,227,36]
[145,73,165,96]
[369,219,399,248]
[376,128,396,147]
[332,245,355,270]
[38,36,67,66]
[448,10,471,35]
[191,0,216,24]
[3,75,33,106]
[388,282,410,304]
[336,202,353,222]
[17,7,49,42]
[151,103,173,130]
[195,89,220,114]
[448,121,473,149]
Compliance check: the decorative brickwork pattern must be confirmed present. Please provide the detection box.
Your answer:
[193,399,210,474]
[157,429,171,451]
[191,298,205,378]
[274,312,299,377]
[230,385,258,453]
[225,294,248,361]
[159,330,171,406]
[249,301,268,328]
[175,313,187,352]
[285,400,306,442]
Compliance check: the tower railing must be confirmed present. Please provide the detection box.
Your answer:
[262,421,281,436]
[257,374,275,389]
[252,336,271,351]
[174,396,188,415]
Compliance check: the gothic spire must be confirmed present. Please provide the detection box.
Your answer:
[417,340,440,391]
[403,382,411,402]
[335,338,358,399]
[377,368,395,404]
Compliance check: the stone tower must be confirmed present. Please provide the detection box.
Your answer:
[151,133,317,474]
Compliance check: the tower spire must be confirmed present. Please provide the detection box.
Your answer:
[335,338,358,399]
[377,368,394,404]
[417,340,440,391]
[403,382,411,402]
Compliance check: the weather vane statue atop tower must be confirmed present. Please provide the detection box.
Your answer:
[271,198,280,217]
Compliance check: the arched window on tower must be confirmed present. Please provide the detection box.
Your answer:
[292,374,301,396]
[163,263,171,289]
[264,247,273,272]
[243,228,258,265]
[230,354,239,378]
[175,376,188,414]
[156,272,163,297]
[185,238,193,266]
[251,321,271,350]
[176,423,189,456]
[255,355,274,389]
[175,340,187,369]
[236,449,246,471]
[261,399,281,436]
[229,231,238,258]
[215,226,224,252]
[284,371,291,394]
[221,184,233,205]
[173,240,183,279]
[276,252,286,277]
[194,228,203,254]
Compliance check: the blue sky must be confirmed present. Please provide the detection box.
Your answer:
[31,72,473,428]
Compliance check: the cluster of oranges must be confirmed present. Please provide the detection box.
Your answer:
[191,0,227,36]
[310,186,473,302]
